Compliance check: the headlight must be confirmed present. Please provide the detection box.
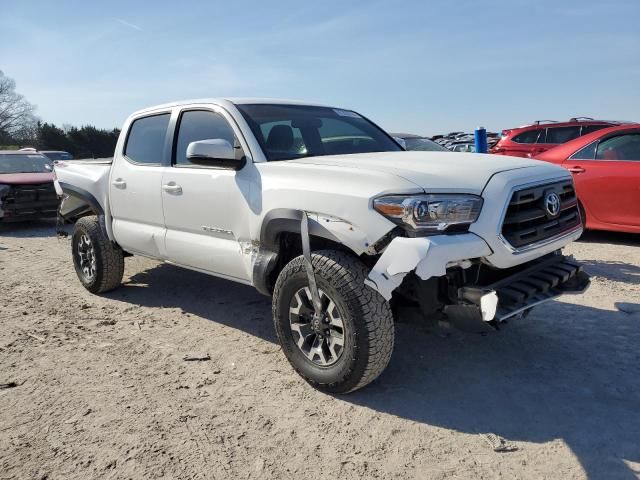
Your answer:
[373,194,483,233]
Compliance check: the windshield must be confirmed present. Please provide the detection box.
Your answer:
[236,104,402,161]
[403,137,449,152]
[42,151,74,161]
[0,154,52,174]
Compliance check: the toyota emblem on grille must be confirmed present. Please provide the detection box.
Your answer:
[545,192,561,217]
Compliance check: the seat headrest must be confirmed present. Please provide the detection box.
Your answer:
[266,125,294,151]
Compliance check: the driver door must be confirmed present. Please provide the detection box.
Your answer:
[161,107,253,282]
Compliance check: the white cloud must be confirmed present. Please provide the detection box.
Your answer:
[115,18,142,32]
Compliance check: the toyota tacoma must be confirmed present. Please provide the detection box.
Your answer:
[53,99,590,393]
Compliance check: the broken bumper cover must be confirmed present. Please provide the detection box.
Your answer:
[365,233,493,301]
[365,234,590,330]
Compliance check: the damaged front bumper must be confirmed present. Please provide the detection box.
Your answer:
[365,233,493,300]
[365,234,590,332]
[0,183,59,221]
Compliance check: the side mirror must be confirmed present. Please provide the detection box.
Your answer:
[186,139,245,169]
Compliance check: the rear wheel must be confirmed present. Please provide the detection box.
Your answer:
[273,250,394,394]
[72,216,124,293]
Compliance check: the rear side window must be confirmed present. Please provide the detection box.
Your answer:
[512,129,541,144]
[545,126,580,144]
[581,124,610,135]
[125,113,170,164]
[174,110,236,166]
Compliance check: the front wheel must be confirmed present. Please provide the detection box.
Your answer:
[72,216,124,293]
[273,250,394,394]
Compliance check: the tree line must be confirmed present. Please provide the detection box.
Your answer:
[0,70,120,158]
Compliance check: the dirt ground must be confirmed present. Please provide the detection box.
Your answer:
[0,220,638,480]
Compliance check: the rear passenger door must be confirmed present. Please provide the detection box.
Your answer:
[110,112,170,258]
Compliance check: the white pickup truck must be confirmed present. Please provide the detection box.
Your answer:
[54,98,590,393]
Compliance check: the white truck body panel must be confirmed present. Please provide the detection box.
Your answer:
[54,98,582,298]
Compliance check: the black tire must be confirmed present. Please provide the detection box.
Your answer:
[273,250,394,394]
[578,201,588,230]
[72,216,124,293]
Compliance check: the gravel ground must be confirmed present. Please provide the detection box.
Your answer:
[1,220,639,480]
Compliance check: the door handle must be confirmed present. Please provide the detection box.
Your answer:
[567,166,586,174]
[162,183,183,194]
[112,178,127,189]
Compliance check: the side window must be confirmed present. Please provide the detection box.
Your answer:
[175,110,236,166]
[569,142,597,160]
[125,113,170,164]
[581,124,609,135]
[512,129,540,144]
[546,126,580,144]
[595,134,640,161]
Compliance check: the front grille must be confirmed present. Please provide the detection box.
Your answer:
[1,183,59,217]
[501,180,580,249]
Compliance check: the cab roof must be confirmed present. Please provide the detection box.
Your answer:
[131,97,336,117]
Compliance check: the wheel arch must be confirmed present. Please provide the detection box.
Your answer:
[253,208,361,296]
[57,182,112,239]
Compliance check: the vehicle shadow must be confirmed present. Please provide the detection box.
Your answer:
[347,300,640,479]
[580,259,640,284]
[578,230,640,247]
[108,261,639,478]
[105,262,277,343]
[0,218,59,238]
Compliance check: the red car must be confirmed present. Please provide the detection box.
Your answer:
[534,125,640,234]
[0,150,58,221]
[491,118,618,158]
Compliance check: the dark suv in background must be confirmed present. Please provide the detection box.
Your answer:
[491,118,620,157]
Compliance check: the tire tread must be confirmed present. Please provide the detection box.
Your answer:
[273,250,394,393]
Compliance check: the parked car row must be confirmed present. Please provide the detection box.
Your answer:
[429,131,500,153]
[18,147,74,161]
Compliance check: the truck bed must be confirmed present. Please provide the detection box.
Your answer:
[53,158,113,220]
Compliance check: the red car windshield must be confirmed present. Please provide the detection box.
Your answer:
[0,154,52,174]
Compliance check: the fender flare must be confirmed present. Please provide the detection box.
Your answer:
[57,181,110,238]
[252,209,344,296]
[58,182,104,217]
[260,208,341,251]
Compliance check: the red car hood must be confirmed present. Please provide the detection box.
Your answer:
[0,172,54,185]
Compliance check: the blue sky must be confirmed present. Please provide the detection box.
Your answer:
[2,0,639,134]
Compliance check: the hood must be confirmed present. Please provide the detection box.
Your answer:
[288,151,562,194]
[0,172,55,185]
